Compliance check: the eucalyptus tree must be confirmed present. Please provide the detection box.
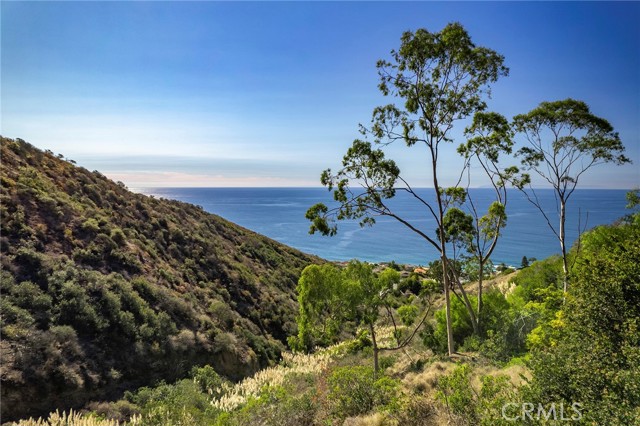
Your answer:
[457,112,518,325]
[512,99,630,292]
[306,23,508,355]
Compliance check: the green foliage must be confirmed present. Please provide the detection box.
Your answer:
[344,328,373,353]
[126,379,221,426]
[81,218,100,233]
[510,256,563,303]
[425,289,530,361]
[436,364,519,426]
[293,261,400,351]
[624,189,640,225]
[190,365,226,397]
[397,304,419,326]
[514,99,629,172]
[425,296,471,354]
[217,384,317,426]
[436,364,477,423]
[525,219,640,424]
[327,366,400,418]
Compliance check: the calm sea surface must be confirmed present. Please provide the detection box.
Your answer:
[137,188,630,267]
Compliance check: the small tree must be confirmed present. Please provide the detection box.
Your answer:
[293,261,434,376]
[512,99,630,292]
[306,23,508,355]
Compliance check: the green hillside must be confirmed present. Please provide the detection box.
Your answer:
[0,137,319,421]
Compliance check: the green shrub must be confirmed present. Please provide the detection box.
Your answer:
[110,227,126,245]
[218,385,317,426]
[190,365,226,397]
[397,304,419,326]
[510,256,563,303]
[81,218,100,233]
[344,328,373,353]
[425,290,531,361]
[436,364,477,423]
[436,364,519,426]
[126,379,220,426]
[327,366,400,419]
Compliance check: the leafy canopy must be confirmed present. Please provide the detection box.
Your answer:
[307,22,509,253]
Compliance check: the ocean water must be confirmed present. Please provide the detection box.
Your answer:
[138,187,631,267]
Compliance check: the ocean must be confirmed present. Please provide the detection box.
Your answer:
[137,187,631,267]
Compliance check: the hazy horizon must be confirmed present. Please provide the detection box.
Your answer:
[3,2,639,189]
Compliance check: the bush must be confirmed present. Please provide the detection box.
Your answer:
[397,304,419,326]
[510,256,563,303]
[126,379,220,426]
[436,364,476,423]
[191,365,226,397]
[218,385,317,426]
[436,364,519,426]
[327,366,400,419]
[425,290,530,361]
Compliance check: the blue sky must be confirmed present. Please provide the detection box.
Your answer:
[2,1,639,188]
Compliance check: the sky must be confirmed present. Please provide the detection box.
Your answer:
[2,1,639,189]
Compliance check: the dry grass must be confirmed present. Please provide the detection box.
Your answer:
[402,361,456,395]
[13,410,141,426]
[211,341,350,412]
[469,363,530,389]
[342,412,390,426]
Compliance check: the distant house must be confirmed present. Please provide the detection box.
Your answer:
[413,267,428,275]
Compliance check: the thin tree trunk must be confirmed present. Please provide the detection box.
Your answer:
[432,145,454,356]
[369,322,379,378]
[477,258,484,331]
[560,200,569,293]
[451,264,479,336]
[441,254,455,355]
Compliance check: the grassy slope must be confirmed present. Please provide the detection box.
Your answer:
[0,137,319,421]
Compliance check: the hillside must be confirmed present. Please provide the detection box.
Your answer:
[0,137,319,421]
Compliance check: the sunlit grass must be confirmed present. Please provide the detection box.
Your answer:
[210,341,349,412]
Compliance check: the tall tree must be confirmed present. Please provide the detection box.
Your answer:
[306,23,508,355]
[512,99,630,292]
[457,111,517,326]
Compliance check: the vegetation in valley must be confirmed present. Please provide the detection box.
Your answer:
[0,136,319,421]
[10,208,638,425]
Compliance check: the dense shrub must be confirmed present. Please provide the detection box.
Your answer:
[509,256,563,303]
[327,366,400,418]
[524,218,640,424]
[125,379,221,426]
[436,364,519,426]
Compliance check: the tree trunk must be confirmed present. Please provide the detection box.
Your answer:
[452,269,479,336]
[369,322,379,378]
[477,258,484,331]
[441,255,455,356]
[560,200,569,293]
